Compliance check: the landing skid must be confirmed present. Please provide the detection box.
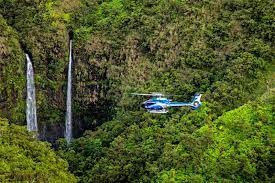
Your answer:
[148,109,169,114]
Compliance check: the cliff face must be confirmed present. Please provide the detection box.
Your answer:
[0,1,274,182]
[0,1,69,141]
[0,0,273,142]
[0,1,110,140]
[0,16,25,123]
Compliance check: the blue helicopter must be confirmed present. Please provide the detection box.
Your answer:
[131,92,202,113]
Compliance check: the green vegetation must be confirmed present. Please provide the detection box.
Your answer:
[0,0,274,182]
[0,118,76,182]
[71,0,274,128]
[0,15,25,122]
[59,93,274,182]
[1,0,70,140]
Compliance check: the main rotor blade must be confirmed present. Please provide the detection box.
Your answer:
[130,93,155,96]
[131,92,184,97]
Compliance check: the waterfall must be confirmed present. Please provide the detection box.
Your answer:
[65,40,73,143]
[26,54,38,132]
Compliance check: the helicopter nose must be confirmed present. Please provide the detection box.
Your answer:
[141,104,145,108]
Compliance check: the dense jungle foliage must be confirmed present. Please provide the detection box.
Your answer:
[0,118,76,182]
[0,0,274,182]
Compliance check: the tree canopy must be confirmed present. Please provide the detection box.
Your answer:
[0,0,274,182]
[59,90,274,182]
[0,118,77,182]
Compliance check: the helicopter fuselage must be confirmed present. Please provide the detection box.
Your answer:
[141,94,202,113]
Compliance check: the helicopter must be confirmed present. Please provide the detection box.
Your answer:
[131,92,202,113]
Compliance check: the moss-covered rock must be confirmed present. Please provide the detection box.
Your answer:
[1,1,73,140]
[0,15,25,123]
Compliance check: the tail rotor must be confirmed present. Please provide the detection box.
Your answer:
[191,94,202,109]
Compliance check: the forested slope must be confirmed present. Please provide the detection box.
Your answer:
[0,118,76,182]
[59,90,274,182]
[0,15,25,122]
[0,0,274,182]
[1,0,70,140]
[0,0,274,139]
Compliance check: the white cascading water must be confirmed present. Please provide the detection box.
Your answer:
[26,54,38,132]
[65,40,73,143]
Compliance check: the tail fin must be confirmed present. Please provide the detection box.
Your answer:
[192,93,202,103]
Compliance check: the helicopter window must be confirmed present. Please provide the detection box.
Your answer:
[146,102,155,105]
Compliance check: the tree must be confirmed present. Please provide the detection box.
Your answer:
[0,118,77,182]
